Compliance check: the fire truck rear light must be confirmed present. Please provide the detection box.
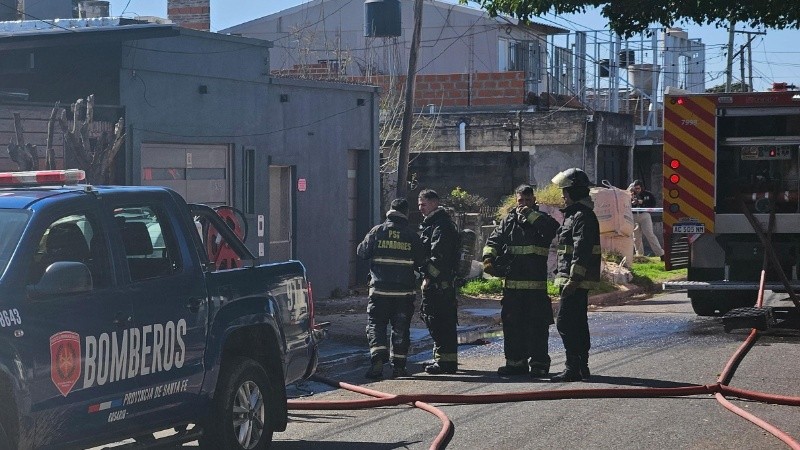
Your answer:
[669,203,680,213]
[670,159,680,169]
[0,169,85,186]
[669,189,679,199]
[676,97,685,105]
[669,174,680,184]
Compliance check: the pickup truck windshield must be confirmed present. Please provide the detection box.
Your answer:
[0,210,30,277]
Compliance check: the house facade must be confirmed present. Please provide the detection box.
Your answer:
[0,18,379,296]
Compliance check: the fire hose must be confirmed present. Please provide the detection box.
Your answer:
[288,207,800,449]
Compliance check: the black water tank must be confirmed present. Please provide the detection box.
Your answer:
[364,0,401,37]
[0,0,17,21]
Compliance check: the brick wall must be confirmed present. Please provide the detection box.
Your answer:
[167,0,209,31]
[272,63,526,108]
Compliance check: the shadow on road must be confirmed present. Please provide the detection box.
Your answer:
[274,440,419,449]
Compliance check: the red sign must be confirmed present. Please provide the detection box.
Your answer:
[297,178,307,192]
[50,331,82,397]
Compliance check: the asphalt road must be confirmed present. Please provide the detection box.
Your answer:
[273,290,800,449]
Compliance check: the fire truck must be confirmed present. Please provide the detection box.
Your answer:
[662,90,800,316]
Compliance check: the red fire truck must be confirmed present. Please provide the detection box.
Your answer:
[662,90,800,316]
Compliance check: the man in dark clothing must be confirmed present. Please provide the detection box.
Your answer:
[550,168,602,382]
[483,185,560,378]
[357,198,425,379]
[417,189,460,375]
[629,179,665,259]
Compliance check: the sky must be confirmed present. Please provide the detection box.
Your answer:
[106,0,799,92]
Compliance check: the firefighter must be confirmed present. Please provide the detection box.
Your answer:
[550,168,601,382]
[417,189,460,374]
[357,198,425,379]
[483,184,560,378]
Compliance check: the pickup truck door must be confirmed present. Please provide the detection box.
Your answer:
[107,201,208,427]
[22,209,138,446]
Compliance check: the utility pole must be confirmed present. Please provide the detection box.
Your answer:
[396,0,423,199]
[725,21,736,92]
[734,30,766,91]
[740,45,746,92]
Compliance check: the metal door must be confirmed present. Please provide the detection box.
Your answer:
[269,165,293,261]
[140,143,230,206]
[598,145,629,189]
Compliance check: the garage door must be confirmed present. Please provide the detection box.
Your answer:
[140,143,230,206]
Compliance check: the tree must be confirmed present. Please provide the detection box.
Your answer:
[706,81,750,93]
[461,0,800,37]
[6,94,125,184]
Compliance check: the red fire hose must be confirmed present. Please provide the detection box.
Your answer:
[288,269,800,449]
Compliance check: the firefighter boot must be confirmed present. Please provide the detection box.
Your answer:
[424,362,457,375]
[364,359,384,380]
[529,361,550,379]
[580,353,591,380]
[497,360,529,376]
[550,355,583,382]
[391,363,410,379]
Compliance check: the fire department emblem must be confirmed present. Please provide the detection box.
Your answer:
[50,331,81,397]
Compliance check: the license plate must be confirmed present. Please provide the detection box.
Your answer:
[673,224,705,234]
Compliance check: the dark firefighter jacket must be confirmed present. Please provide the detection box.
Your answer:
[419,207,459,285]
[482,206,560,290]
[357,211,425,297]
[554,198,602,290]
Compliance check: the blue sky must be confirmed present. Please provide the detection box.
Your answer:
[107,0,798,91]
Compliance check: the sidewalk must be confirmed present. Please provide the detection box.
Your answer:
[312,284,646,376]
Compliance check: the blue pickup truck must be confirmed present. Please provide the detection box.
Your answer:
[0,170,321,449]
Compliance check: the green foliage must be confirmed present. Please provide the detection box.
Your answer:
[460,0,800,38]
[602,251,623,264]
[495,184,564,222]
[461,278,504,296]
[706,81,751,93]
[631,256,687,289]
[443,186,487,213]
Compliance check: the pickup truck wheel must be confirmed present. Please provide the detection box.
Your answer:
[202,357,276,450]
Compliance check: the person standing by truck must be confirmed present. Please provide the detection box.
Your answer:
[630,179,665,260]
[551,168,601,382]
[357,198,425,379]
[417,189,461,375]
[483,184,560,378]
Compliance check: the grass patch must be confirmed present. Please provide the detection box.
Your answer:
[461,277,616,298]
[630,256,687,292]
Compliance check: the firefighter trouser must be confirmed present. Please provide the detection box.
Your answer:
[420,284,458,367]
[556,288,591,357]
[501,289,554,368]
[366,294,415,368]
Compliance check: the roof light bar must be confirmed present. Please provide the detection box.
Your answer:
[0,169,86,186]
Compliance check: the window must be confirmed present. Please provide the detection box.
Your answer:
[113,206,181,281]
[28,213,110,287]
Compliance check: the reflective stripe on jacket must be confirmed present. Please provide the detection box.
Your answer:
[357,211,425,296]
[555,199,602,286]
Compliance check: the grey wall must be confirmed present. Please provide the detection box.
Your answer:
[120,29,379,297]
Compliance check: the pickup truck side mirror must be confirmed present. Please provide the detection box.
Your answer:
[28,261,93,299]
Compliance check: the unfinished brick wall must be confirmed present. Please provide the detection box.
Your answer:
[167,0,210,31]
[271,63,526,108]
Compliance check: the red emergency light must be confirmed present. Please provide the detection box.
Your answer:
[0,169,86,186]
[670,159,680,169]
[669,174,680,184]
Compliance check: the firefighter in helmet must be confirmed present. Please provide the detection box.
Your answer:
[550,168,601,382]
[357,198,426,379]
[483,184,560,378]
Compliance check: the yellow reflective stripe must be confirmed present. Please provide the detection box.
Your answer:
[373,257,414,266]
[391,354,407,359]
[427,263,441,278]
[507,245,549,256]
[503,279,547,290]
[571,265,587,277]
[553,277,600,290]
[482,246,497,258]
[558,244,601,255]
[370,346,387,354]
[437,353,458,362]
[370,288,415,297]
[526,211,542,223]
